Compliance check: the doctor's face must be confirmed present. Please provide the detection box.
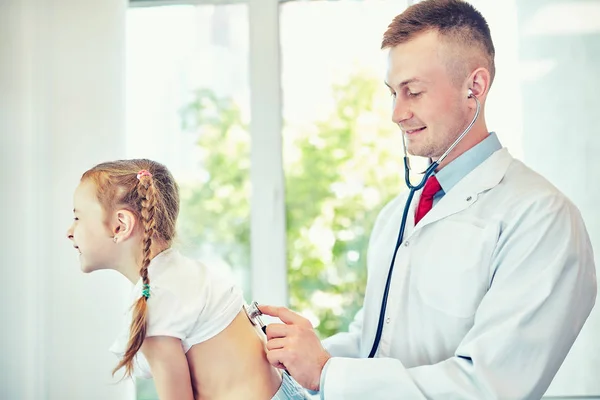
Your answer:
[66,179,118,273]
[385,30,472,159]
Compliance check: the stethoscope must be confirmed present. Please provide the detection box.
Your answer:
[367,90,481,358]
[244,301,293,375]
[244,301,268,334]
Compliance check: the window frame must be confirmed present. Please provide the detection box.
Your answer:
[129,0,288,306]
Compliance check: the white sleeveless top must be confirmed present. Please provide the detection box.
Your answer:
[109,248,244,378]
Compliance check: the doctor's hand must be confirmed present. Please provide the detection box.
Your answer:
[259,305,331,392]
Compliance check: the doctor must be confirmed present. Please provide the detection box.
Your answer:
[259,0,597,399]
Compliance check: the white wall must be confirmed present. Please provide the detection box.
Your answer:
[1,1,43,398]
[0,0,134,398]
[514,0,600,395]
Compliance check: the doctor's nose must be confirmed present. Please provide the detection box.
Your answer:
[392,99,412,125]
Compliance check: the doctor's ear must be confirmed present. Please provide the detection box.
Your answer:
[466,67,491,102]
[111,209,137,243]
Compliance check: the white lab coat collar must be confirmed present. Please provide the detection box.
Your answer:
[409,148,512,236]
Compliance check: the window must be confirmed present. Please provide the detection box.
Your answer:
[125,1,598,398]
[126,4,250,398]
[279,0,408,337]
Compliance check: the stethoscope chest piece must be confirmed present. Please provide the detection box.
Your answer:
[244,301,267,334]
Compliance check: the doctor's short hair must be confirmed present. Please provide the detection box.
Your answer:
[382,0,495,85]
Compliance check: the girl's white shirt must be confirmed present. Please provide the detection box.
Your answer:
[109,248,244,378]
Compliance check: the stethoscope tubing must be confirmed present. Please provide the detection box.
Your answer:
[367,94,481,358]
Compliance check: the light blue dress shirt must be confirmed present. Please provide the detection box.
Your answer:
[434,132,501,204]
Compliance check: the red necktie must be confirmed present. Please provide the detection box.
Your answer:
[414,175,442,225]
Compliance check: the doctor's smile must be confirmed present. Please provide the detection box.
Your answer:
[403,127,427,135]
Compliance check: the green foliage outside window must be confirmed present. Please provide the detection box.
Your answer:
[137,71,403,398]
[177,71,402,338]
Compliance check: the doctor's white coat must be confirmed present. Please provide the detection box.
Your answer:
[320,148,597,399]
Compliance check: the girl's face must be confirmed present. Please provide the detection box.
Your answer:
[66,180,119,273]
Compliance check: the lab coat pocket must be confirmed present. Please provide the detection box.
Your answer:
[412,218,496,319]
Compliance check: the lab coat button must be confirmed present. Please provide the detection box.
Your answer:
[386,317,391,324]
[466,196,472,201]
[404,241,409,247]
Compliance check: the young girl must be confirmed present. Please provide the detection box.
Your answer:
[66,159,309,400]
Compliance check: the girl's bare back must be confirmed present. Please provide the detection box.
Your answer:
[186,310,282,400]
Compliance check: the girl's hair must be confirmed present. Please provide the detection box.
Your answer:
[81,159,179,377]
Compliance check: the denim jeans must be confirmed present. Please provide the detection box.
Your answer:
[271,372,312,400]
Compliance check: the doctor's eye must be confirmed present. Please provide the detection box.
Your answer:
[73,217,79,221]
[407,91,422,98]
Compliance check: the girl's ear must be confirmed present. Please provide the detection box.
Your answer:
[112,209,137,243]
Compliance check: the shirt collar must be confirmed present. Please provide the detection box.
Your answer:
[435,132,502,194]
[132,247,177,290]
